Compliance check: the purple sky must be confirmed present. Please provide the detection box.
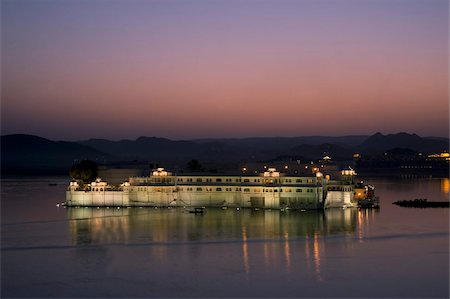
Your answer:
[2,0,448,140]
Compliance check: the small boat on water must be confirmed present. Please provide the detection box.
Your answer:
[187,207,206,214]
[358,197,380,209]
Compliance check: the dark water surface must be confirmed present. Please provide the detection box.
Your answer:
[1,177,449,298]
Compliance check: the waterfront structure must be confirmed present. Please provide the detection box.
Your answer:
[67,167,376,209]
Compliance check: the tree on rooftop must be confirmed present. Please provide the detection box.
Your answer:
[187,159,203,172]
[70,160,98,183]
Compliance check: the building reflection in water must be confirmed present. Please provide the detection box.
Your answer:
[241,226,249,279]
[313,232,322,282]
[68,207,130,246]
[283,231,291,277]
[441,178,449,194]
[67,206,378,281]
[304,234,311,271]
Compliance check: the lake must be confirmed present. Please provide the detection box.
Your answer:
[1,177,449,298]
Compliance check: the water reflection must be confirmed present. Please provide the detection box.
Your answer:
[283,231,291,276]
[67,208,379,246]
[67,207,379,281]
[68,207,130,245]
[242,227,249,279]
[4,178,447,298]
[441,178,449,194]
[313,232,322,282]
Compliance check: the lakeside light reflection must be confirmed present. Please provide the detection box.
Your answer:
[313,232,323,282]
[242,226,249,279]
[67,207,378,280]
[441,178,449,194]
[67,208,377,242]
[284,231,291,276]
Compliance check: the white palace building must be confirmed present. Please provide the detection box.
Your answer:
[66,167,377,209]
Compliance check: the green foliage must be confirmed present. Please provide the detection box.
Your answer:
[70,160,98,183]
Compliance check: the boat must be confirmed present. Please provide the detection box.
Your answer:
[358,196,380,208]
[187,207,206,214]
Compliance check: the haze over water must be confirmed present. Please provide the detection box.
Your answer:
[1,177,448,297]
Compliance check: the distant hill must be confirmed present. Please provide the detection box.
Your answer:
[385,147,419,156]
[79,133,449,162]
[79,137,203,161]
[80,137,271,163]
[358,132,448,154]
[2,133,448,175]
[78,135,369,162]
[289,143,353,160]
[1,134,109,174]
[194,135,369,149]
[425,136,450,142]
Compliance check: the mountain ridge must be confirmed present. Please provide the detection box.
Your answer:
[1,133,448,174]
[358,132,448,153]
[1,134,110,174]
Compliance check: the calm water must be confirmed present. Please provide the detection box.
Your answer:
[1,177,449,298]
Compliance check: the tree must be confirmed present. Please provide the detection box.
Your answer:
[70,160,98,183]
[187,159,203,172]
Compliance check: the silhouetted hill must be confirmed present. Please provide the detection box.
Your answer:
[1,134,109,174]
[80,137,267,163]
[80,137,247,165]
[425,136,449,142]
[358,132,449,153]
[194,135,369,150]
[78,135,369,162]
[79,137,205,162]
[79,133,448,163]
[289,143,353,160]
[2,133,448,175]
[385,147,419,156]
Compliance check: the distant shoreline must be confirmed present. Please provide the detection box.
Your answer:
[1,170,449,179]
[393,199,450,208]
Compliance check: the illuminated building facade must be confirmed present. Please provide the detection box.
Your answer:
[67,167,374,209]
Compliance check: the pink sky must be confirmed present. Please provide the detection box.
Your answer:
[2,0,448,140]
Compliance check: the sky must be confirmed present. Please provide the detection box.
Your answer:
[1,0,449,140]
